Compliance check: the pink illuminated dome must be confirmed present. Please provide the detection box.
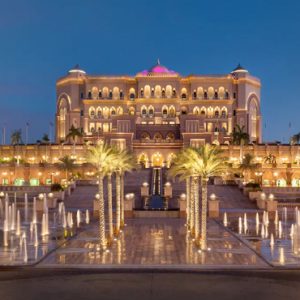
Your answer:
[139,59,177,76]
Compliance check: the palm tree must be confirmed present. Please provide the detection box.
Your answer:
[56,155,76,181]
[103,148,118,245]
[66,125,83,154]
[86,141,115,250]
[188,145,226,250]
[239,153,260,182]
[168,149,194,233]
[114,149,136,234]
[11,129,23,145]
[290,133,300,145]
[232,125,250,162]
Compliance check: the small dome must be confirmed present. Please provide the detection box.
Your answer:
[68,64,86,74]
[139,59,177,75]
[231,63,248,74]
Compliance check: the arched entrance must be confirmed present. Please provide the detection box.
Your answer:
[152,152,164,167]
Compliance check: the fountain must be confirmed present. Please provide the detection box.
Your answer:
[3,219,8,247]
[278,221,282,238]
[62,212,67,229]
[279,247,285,265]
[243,213,248,233]
[33,223,39,247]
[266,212,269,226]
[67,212,73,228]
[283,207,287,223]
[85,209,90,224]
[24,193,28,223]
[8,205,12,231]
[223,212,228,227]
[270,233,275,247]
[11,203,16,231]
[274,210,279,225]
[32,197,37,224]
[265,225,269,238]
[76,210,81,228]
[290,224,294,238]
[238,217,242,234]
[261,224,265,238]
[22,233,28,263]
[256,212,260,226]
[41,213,49,236]
[16,210,21,236]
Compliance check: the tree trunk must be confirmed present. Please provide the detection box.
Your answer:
[186,177,190,229]
[190,176,195,236]
[120,173,125,227]
[107,173,113,244]
[98,173,106,250]
[115,171,121,235]
[193,176,200,243]
[200,177,209,250]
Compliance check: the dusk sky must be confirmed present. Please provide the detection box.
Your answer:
[0,0,299,143]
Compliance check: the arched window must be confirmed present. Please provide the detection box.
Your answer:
[96,107,102,118]
[214,107,220,118]
[218,87,225,99]
[162,89,166,98]
[197,87,204,99]
[193,106,200,115]
[99,90,102,98]
[169,106,176,117]
[225,90,229,99]
[92,87,99,99]
[153,132,163,142]
[181,88,187,99]
[112,87,120,100]
[221,107,227,118]
[151,88,154,98]
[172,88,177,97]
[208,87,214,99]
[88,91,92,99]
[117,107,123,115]
[214,91,218,99]
[129,88,135,100]
[207,106,213,117]
[141,132,150,141]
[140,88,144,98]
[144,85,150,98]
[129,107,135,116]
[204,91,208,99]
[141,106,147,117]
[200,107,206,116]
[89,107,96,119]
[110,107,116,115]
[181,106,187,115]
[166,85,172,98]
[103,107,109,119]
[162,105,168,117]
[154,85,162,98]
[120,90,123,99]
[166,132,175,142]
[109,90,113,99]
[248,98,258,141]
[148,105,154,117]
[102,87,109,98]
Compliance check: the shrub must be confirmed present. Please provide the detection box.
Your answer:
[51,183,64,192]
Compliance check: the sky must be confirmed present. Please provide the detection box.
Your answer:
[0,0,299,143]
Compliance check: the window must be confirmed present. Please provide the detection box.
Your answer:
[88,91,92,99]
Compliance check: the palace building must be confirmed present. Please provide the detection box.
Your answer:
[56,61,262,167]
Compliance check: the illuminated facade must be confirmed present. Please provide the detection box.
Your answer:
[56,61,262,167]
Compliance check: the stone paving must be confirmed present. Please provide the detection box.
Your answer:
[39,218,268,268]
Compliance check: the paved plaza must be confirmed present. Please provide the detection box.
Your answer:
[39,218,267,268]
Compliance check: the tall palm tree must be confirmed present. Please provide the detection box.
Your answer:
[232,125,250,162]
[189,145,226,250]
[11,129,23,145]
[56,155,76,181]
[86,141,115,250]
[103,148,118,245]
[66,125,83,154]
[290,132,300,145]
[168,149,194,233]
[239,153,260,182]
[114,149,136,234]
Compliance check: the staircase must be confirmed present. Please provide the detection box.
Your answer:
[65,185,98,211]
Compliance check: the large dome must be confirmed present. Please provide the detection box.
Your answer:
[139,60,177,76]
